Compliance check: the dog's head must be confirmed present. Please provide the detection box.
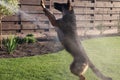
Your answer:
[54,0,73,13]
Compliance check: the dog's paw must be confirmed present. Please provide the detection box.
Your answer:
[41,0,45,8]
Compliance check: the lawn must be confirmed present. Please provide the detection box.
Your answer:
[0,36,120,80]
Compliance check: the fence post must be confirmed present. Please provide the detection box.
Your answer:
[84,3,88,36]
[94,0,96,29]
[18,4,22,33]
[117,11,120,33]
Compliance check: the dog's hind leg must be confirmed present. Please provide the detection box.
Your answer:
[70,60,88,80]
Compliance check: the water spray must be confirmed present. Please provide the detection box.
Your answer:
[0,1,41,27]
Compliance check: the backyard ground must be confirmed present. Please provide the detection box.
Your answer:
[0,36,120,80]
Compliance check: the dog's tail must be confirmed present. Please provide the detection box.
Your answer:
[80,42,112,80]
[88,59,112,80]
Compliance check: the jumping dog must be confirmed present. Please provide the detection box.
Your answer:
[41,0,112,80]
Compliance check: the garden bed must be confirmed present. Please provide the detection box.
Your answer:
[0,40,63,58]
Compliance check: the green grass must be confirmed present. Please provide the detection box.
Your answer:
[0,36,120,80]
[83,36,120,80]
[0,51,77,80]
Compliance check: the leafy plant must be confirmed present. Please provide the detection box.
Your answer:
[12,34,37,45]
[15,36,24,44]
[26,34,34,37]
[3,35,17,54]
[0,0,19,15]
[24,34,36,43]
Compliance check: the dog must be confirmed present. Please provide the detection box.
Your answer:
[41,0,112,80]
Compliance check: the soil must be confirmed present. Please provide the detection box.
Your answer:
[0,41,64,58]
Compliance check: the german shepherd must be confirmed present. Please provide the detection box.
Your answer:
[41,0,112,80]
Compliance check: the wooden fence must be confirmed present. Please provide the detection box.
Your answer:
[2,0,120,35]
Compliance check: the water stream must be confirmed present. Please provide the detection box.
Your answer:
[0,1,42,28]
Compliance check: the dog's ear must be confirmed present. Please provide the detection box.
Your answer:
[67,0,73,11]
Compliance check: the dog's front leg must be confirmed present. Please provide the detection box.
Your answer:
[41,0,57,27]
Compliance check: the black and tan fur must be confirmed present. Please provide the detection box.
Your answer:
[41,0,112,80]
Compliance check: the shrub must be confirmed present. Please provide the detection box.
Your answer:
[15,37,24,44]
[3,35,17,54]
[15,34,37,44]
[24,34,36,43]
[26,34,34,37]
[2,34,37,54]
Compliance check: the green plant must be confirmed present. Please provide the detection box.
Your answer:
[0,0,19,15]
[3,35,17,54]
[24,34,36,43]
[15,36,24,44]
[13,34,37,44]
[26,34,34,37]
